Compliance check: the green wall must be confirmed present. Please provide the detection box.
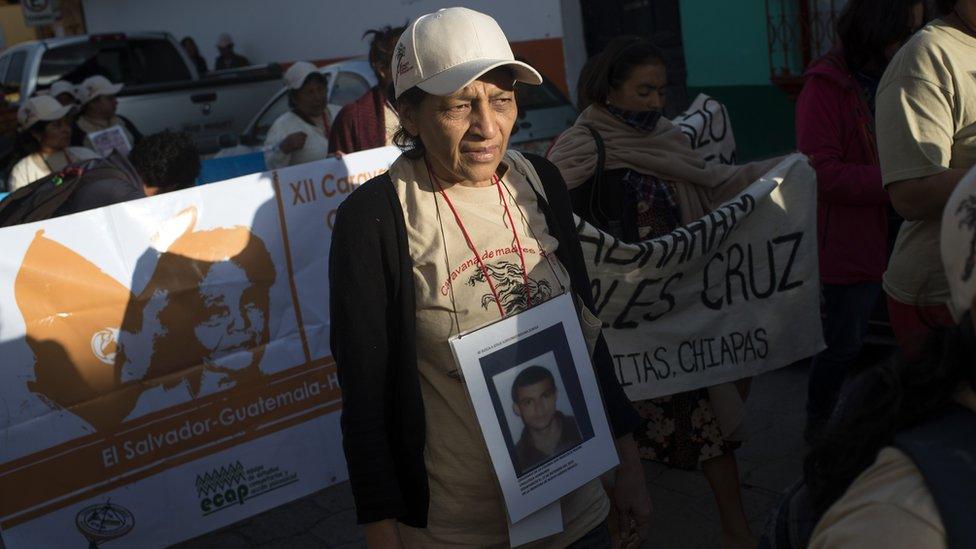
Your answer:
[679,0,796,161]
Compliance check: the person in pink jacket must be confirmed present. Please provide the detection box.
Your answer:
[795,0,925,441]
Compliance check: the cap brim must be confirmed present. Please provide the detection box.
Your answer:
[416,59,543,97]
[24,103,74,129]
[83,83,123,104]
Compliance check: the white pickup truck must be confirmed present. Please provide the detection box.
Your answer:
[0,32,283,157]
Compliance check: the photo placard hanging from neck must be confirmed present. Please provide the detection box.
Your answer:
[449,292,619,525]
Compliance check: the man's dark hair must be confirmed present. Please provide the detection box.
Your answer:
[129,131,200,191]
[577,36,665,112]
[836,0,926,73]
[363,24,407,79]
[511,365,556,402]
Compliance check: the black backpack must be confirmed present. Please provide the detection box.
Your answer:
[0,152,141,227]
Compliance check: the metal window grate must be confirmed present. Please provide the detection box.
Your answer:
[766,0,845,95]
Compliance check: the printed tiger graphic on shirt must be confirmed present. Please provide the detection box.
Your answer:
[467,260,552,314]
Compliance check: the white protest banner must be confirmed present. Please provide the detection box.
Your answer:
[672,93,737,166]
[578,154,824,400]
[0,146,400,548]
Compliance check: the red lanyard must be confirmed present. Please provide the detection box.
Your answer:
[425,159,533,318]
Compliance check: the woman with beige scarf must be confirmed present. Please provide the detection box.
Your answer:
[548,37,782,549]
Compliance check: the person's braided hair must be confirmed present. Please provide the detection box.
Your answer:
[363,24,407,80]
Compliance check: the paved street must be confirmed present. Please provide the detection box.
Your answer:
[174,361,815,549]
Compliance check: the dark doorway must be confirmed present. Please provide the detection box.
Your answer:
[579,0,688,115]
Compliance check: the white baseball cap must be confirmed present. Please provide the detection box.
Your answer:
[217,33,233,48]
[18,95,74,130]
[49,80,77,100]
[392,7,542,100]
[77,75,123,105]
[941,166,976,321]
[283,61,321,90]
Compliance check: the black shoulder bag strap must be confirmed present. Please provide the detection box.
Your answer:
[894,404,976,549]
[584,125,606,182]
[581,125,624,238]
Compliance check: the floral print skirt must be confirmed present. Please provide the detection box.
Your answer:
[632,389,735,470]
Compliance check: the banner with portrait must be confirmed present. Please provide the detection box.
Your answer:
[0,146,401,548]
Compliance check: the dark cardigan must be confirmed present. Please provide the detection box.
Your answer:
[329,153,641,527]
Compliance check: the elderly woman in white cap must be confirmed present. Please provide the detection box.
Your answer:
[8,95,99,191]
[73,75,142,154]
[49,80,78,107]
[263,61,330,169]
[330,7,651,549]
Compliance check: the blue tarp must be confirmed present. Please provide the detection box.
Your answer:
[197,152,267,185]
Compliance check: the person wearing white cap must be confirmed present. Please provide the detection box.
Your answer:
[330,8,651,549]
[806,165,976,549]
[8,95,99,191]
[73,75,142,154]
[263,61,330,169]
[49,80,78,107]
[215,33,250,70]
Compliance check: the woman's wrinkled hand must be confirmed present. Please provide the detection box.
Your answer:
[612,435,652,548]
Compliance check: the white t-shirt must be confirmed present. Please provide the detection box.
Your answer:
[9,147,100,191]
[263,110,329,169]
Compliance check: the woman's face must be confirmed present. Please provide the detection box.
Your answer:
[293,76,327,120]
[607,62,668,112]
[87,95,117,119]
[194,261,267,373]
[402,70,517,186]
[35,116,72,152]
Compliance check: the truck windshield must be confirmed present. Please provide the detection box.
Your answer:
[38,38,192,89]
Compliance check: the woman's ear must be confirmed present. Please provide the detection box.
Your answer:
[398,103,419,137]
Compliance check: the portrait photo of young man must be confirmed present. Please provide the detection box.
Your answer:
[510,365,584,474]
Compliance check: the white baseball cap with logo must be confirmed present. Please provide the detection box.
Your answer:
[392,7,542,100]
[283,61,321,90]
[18,95,74,130]
[49,80,78,101]
[77,75,123,106]
[941,166,976,321]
